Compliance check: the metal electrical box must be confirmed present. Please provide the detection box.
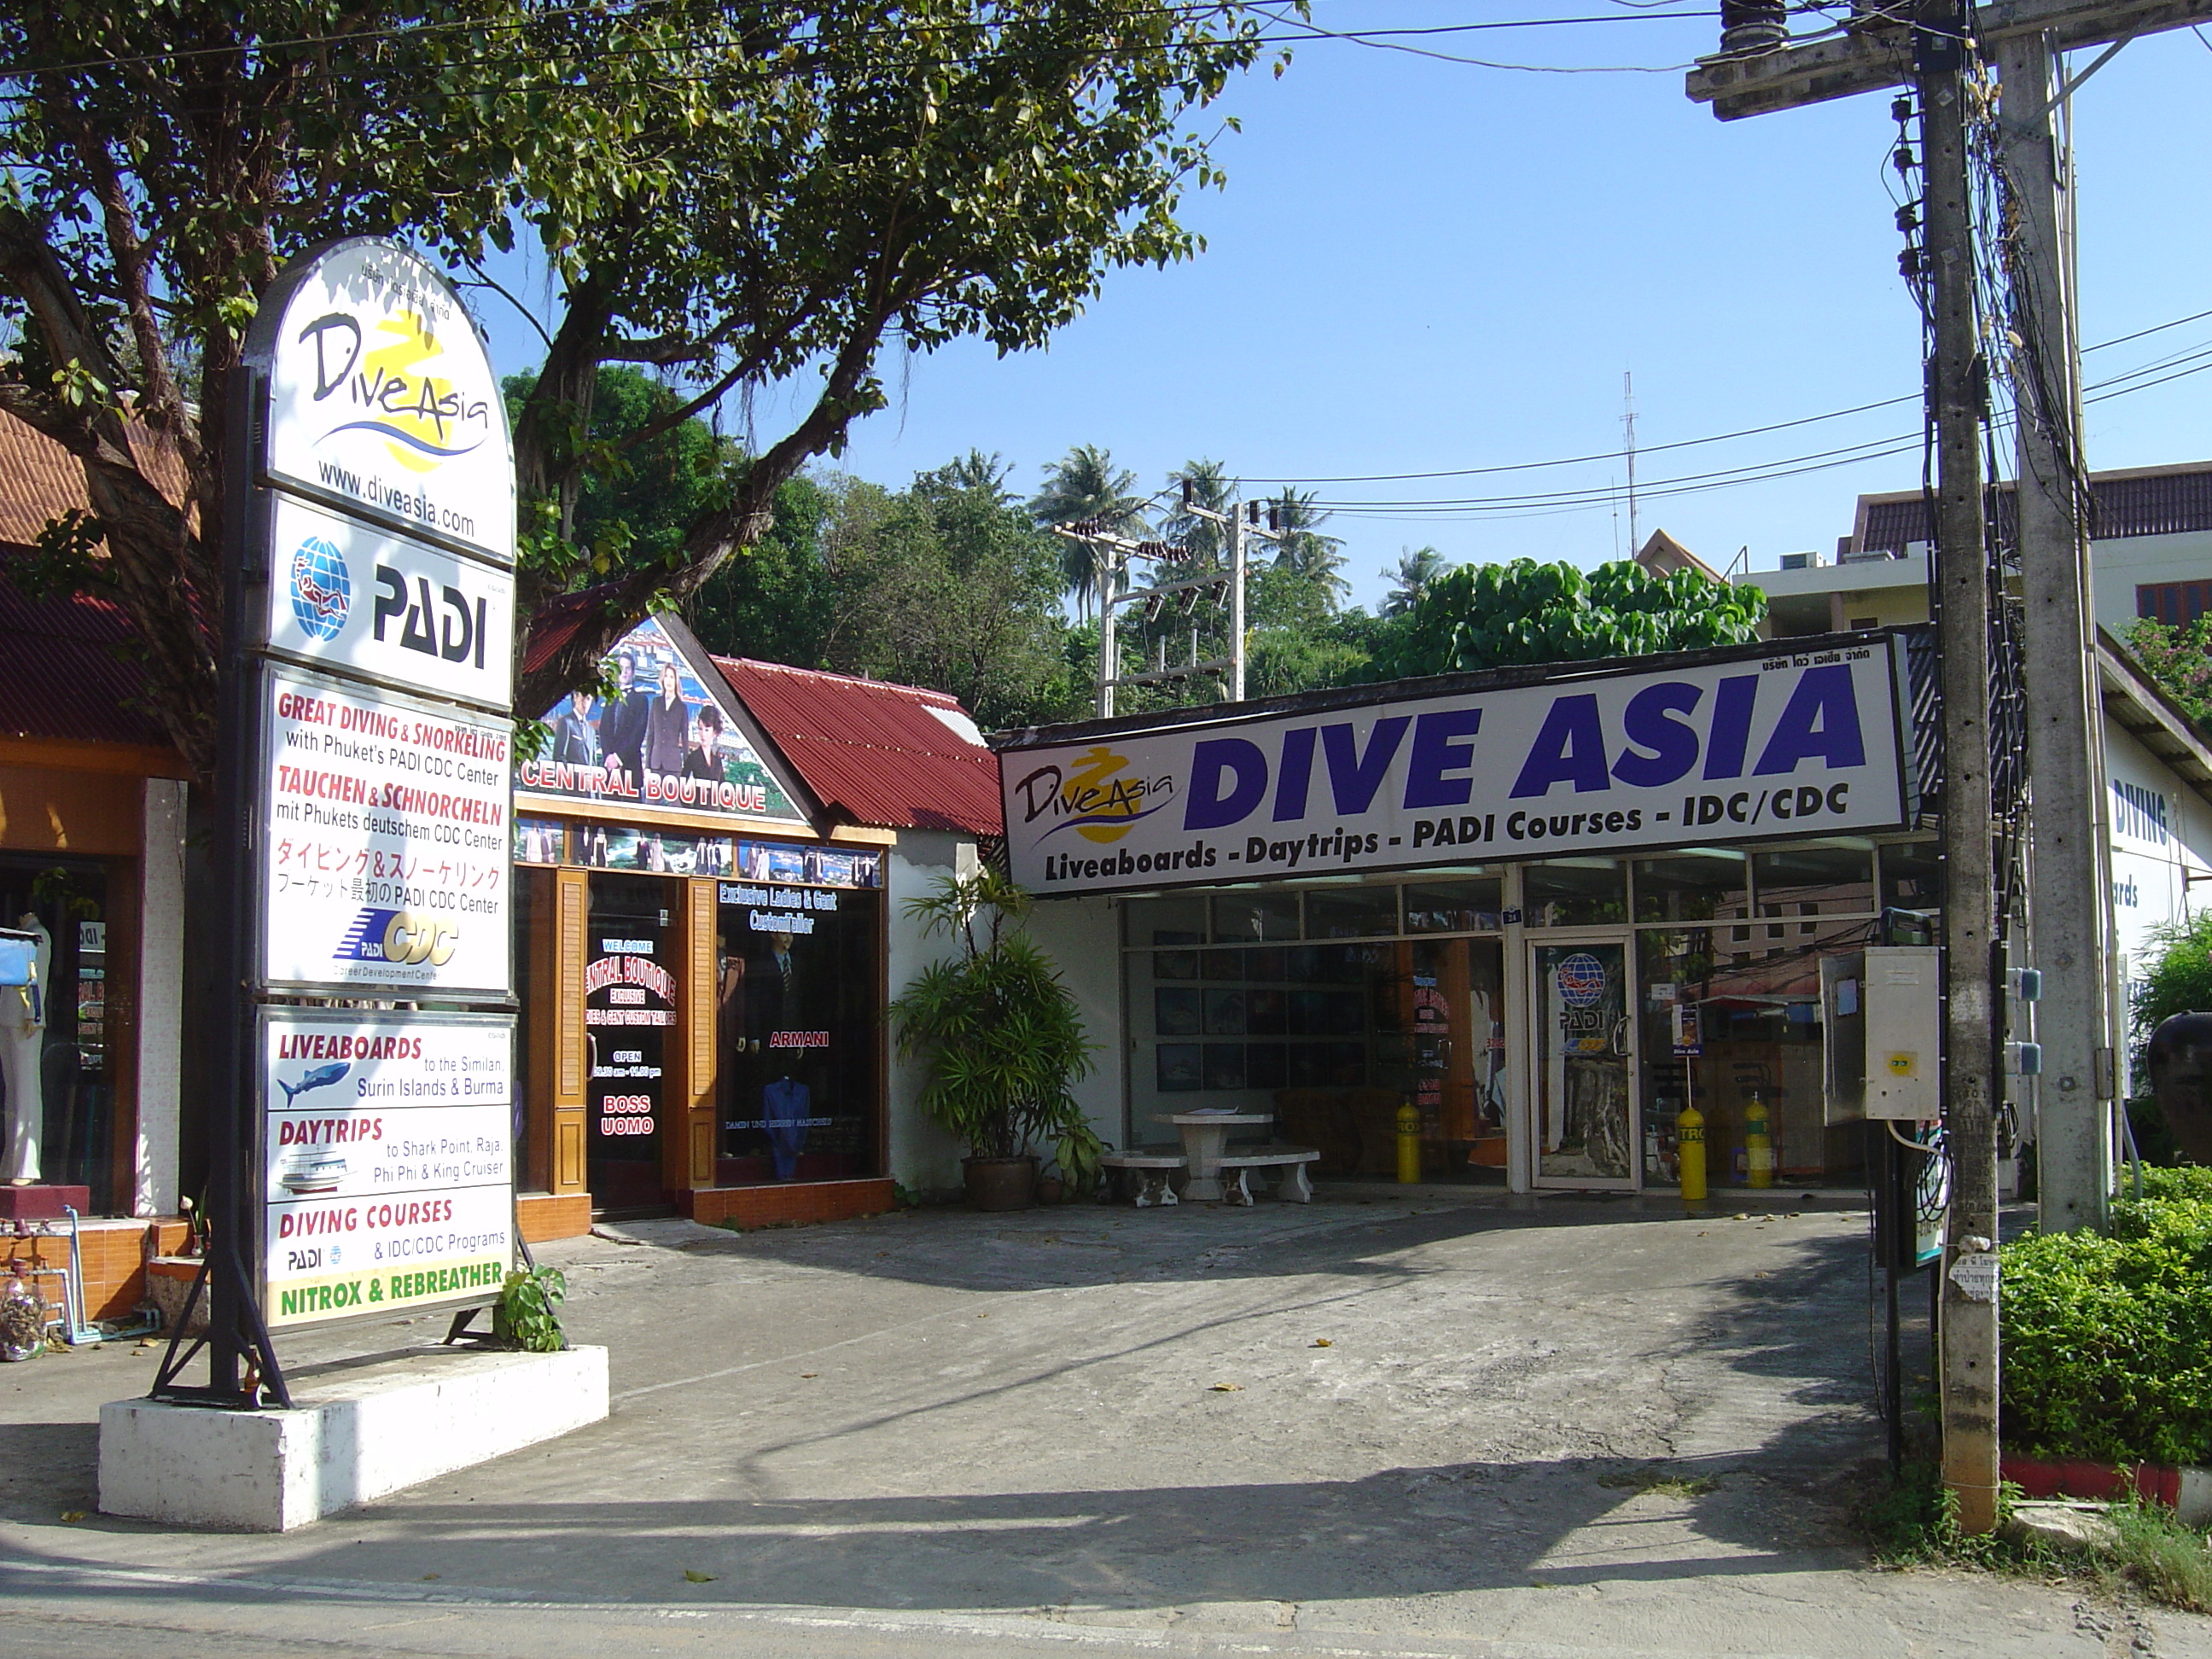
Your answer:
[1824,946,1941,1122]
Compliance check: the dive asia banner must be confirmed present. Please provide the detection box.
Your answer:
[1002,637,1912,896]
[260,667,511,993]
[259,1010,513,1330]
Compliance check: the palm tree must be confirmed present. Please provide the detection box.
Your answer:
[1269,488,1348,609]
[923,448,1016,504]
[1029,445,1148,619]
[1381,545,1450,618]
[1161,458,1231,569]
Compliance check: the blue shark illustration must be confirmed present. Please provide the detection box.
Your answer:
[278,1062,351,1106]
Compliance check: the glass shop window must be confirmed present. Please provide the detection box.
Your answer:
[1303,886,1400,940]
[1522,859,1627,928]
[0,859,114,1211]
[1879,841,1944,910]
[585,874,672,1214]
[1402,875,1505,934]
[1212,892,1301,945]
[1125,894,1208,947]
[1753,841,1876,936]
[1633,851,1749,924]
[717,878,882,1185]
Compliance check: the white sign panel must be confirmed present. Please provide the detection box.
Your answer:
[259,1010,513,1329]
[262,667,512,994]
[262,492,514,710]
[253,238,515,565]
[1002,638,1912,896]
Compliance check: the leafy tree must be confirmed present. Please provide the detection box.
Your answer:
[1381,545,1449,618]
[1029,443,1149,618]
[1374,558,1767,679]
[2126,618,2212,731]
[688,457,1080,731]
[0,0,1271,772]
[2133,909,2212,1062]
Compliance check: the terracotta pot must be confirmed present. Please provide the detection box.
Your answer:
[963,1155,1037,1212]
[1035,1176,1066,1206]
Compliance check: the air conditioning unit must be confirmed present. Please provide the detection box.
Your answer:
[1779,551,1813,570]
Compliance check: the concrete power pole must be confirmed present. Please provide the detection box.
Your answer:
[1995,35,2116,1233]
[1916,2,2003,1535]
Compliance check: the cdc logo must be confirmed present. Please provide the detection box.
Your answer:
[1555,952,1608,1009]
[288,536,351,642]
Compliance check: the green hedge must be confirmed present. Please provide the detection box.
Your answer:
[2000,1170,2212,1465]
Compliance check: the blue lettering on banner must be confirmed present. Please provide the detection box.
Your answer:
[1010,645,1910,894]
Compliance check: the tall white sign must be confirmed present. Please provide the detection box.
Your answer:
[1000,637,1914,897]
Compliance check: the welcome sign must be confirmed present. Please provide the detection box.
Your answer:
[1001,637,1912,896]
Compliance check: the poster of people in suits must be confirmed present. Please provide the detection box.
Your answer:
[515,616,807,826]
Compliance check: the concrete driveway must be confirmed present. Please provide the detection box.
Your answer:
[0,1185,2200,1656]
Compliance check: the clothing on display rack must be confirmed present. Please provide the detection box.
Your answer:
[761,1075,811,1180]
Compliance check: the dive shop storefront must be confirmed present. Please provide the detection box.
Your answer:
[998,631,1936,1193]
[511,613,892,1235]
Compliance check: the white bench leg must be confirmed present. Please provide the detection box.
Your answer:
[1222,1167,1254,1206]
[1276,1162,1313,1203]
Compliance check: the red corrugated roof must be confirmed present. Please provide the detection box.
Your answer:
[0,553,173,749]
[712,656,1002,839]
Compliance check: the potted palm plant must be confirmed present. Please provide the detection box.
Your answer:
[891,870,1098,1212]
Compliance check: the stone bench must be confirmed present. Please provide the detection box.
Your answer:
[1216,1144,1320,1205]
[1098,1147,1187,1208]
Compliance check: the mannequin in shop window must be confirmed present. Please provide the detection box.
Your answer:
[2,915,49,1185]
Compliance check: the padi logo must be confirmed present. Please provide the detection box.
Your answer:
[335,907,459,969]
[1555,953,1607,1009]
[288,536,351,642]
[1012,746,1175,846]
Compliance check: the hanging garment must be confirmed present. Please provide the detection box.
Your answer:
[761,1076,812,1181]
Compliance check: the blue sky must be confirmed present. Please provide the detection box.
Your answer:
[477,6,2212,614]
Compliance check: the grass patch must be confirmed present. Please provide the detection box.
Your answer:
[1861,1458,2212,1614]
[1596,1464,1719,1499]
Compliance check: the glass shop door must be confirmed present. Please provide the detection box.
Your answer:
[1529,937,1639,1190]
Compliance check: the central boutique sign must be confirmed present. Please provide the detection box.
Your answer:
[1001,637,1912,895]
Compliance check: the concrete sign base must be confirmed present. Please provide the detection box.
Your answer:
[99,1344,608,1531]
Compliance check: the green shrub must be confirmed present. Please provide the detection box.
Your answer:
[2000,1191,2212,1464]
[493,1265,568,1353]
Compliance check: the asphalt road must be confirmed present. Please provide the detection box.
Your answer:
[1,1185,2200,1657]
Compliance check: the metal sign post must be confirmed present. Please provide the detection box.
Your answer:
[154,238,518,1407]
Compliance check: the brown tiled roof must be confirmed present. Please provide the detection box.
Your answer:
[1856,462,2212,556]
[0,409,189,547]
[713,656,1002,840]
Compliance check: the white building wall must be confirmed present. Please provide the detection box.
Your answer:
[883,830,975,1196]
[2103,720,2212,1068]
[1022,894,1126,1156]
[2090,529,2212,636]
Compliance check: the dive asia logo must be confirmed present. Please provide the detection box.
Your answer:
[1010,746,1176,845]
[334,908,459,969]
[296,309,493,469]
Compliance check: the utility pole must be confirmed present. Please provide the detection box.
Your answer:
[1228,505,1248,701]
[1995,33,2116,1233]
[1916,0,2003,1535]
[1095,531,1120,718]
[1057,498,1254,715]
[1623,370,1640,557]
